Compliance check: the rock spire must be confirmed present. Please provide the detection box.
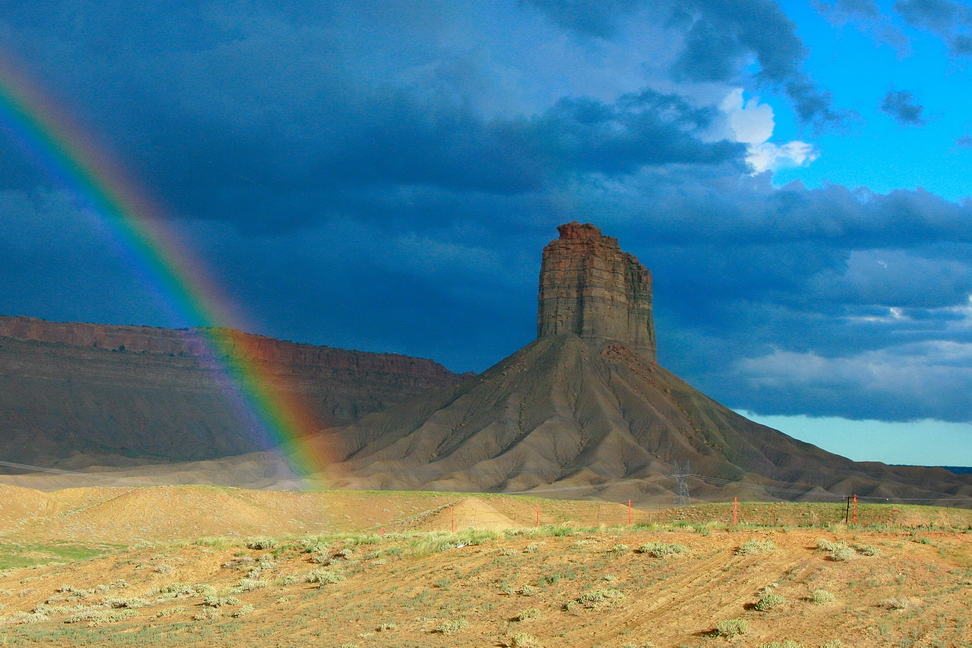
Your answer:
[537,222,656,361]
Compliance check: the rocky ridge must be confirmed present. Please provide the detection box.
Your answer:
[538,221,656,362]
[318,223,972,504]
[0,316,465,467]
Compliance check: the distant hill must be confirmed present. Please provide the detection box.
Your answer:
[891,465,972,475]
[940,466,972,475]
[0,316,465,468]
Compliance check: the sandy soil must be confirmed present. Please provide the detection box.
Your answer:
[1,485,971,647]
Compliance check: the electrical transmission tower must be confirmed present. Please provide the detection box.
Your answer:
[671,461,691,507]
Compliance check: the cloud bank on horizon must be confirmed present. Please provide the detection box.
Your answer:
[0,0,970,450]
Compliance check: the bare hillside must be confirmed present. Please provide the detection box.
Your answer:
[0,316,465,467]
[319,334,972,504]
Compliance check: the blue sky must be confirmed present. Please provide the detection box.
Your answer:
[0,0,970,466]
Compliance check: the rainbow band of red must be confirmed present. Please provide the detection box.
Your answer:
[0,50,328,479]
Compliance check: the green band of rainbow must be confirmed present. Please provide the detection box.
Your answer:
[0,49,330,480]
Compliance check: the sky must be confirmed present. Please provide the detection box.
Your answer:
[0,0,970,466]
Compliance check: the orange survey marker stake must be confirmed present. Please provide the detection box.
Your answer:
[451,505,455,533]
[733,497,738,526]
[535,503,540,528]
[628,499,632,526]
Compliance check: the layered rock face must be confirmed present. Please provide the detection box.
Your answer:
[317,223,972,505]
[537,222,656,362]
[0,316,465,466]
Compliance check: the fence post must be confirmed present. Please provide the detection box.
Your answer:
[853,494,857,525]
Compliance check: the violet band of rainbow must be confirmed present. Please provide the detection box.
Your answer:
[0,49,330,479]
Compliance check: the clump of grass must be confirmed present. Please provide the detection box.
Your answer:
[106,597,147,609]
[153,606,185,618]
[409,535,460,556]
[305,569,346,585]
[456,529,501,545]
[809,589,835,604]
[515,607,542,621]
[14,611,50,624]
[880,598,909,610]
[202,595,240,607]
[245,538,277,550]
[692,523,712,536]
[232,604,255,617]
[299,537,329,553]
[820,641,845,648]
[754,592,786,611]
[575,588,624,610]
[609,543,630,555]
[499,547,519,556]
[229,578,268,593]
[192,607,221,621]
[638,542,687,558]
[376,622,397,632]
[759,641,803,648]
[736,539,776,555]
[523,542,545,554]
[854,544,879,556]
[508,632,542,647]
[194,536,231,548]
[154,582,197,598]
[437,619,469,634]
[519,585,538,597]
[716,619,749,638]
[816,539,856,561]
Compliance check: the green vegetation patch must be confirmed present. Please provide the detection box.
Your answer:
[0,542,117,570]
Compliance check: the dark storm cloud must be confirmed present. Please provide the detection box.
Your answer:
[525,0,644,38]
[895,0,972,56]
[880,88,927,125]
[1,0,970,426]
[672,0,843,128]
[528,0,843,128]
[819,0,882,19]
[322,89,744,194]
[813,0,911,53]
[0,0,745,232]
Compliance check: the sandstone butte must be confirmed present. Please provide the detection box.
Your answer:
[538,221,656,362]
[0,316,465,467]
[316,222,972,505]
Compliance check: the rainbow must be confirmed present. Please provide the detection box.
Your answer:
[0,49,330,479]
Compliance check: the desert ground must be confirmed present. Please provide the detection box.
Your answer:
[1,484,971,647]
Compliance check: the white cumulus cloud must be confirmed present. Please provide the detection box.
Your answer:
[720,89,819,173]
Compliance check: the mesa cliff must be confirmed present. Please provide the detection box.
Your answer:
[538,222,656,361]
[317,223,972,505]
[0,317,465,467]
